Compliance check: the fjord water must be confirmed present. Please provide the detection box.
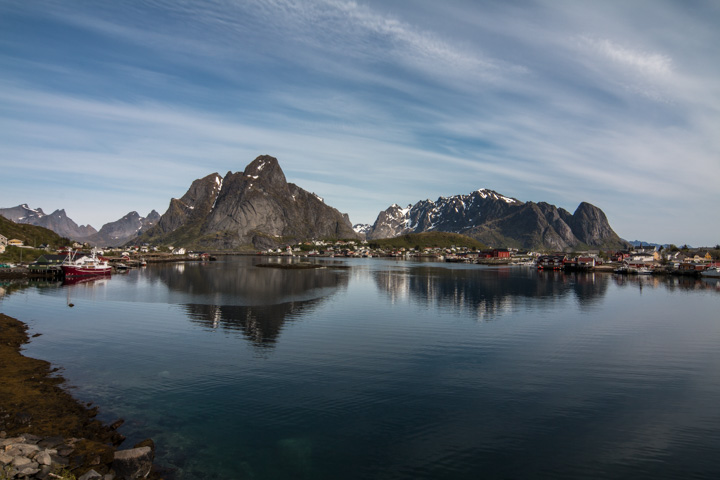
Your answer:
[2,257,720,479]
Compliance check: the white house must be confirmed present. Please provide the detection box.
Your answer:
[0,234,7,246]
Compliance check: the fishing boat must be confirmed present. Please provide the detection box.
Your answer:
[61,249,112,277]
[700,266,720,278]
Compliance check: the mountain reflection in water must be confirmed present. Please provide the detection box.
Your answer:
[183,300,324,348]
[147,257,349,305]
[373,265,611,320]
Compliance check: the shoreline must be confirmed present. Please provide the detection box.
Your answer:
[0,313,163,479]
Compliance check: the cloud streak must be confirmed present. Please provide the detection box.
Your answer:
[0,0,718,246]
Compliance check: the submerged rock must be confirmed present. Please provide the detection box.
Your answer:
[112,446,154,480]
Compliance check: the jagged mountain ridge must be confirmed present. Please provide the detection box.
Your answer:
[0,204,161,246]
[367,190,628,251]
[85,210,160,247]
[135,155,359,249]
[0,204,97,240]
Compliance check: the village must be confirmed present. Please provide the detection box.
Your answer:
[1,231,719,279]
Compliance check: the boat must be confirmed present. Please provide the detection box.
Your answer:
[61,249,112,277]
[700,267,720,278]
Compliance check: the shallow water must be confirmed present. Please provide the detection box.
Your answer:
[2,257,720,479]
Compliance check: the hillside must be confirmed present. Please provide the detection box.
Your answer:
[0,215,70,248]
[368,232,487,250]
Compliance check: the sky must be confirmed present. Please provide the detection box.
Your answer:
[1,0,718,246]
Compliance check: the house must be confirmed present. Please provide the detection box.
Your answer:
[678,262,705,273]
[8,239,24,247]
[33,254,69,265]
[577,257,596,268]
[492,249,511,258]
[0,245,5,254]
[0,234,7,246]
[537,254,566,270]
[625,252,655,268]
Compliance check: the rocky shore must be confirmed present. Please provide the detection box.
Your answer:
[0,433,154,480]
[0,314,162,480]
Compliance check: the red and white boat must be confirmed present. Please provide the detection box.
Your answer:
[61,249,112,277]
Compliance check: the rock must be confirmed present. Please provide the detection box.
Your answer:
[38,436,65,449]
[112,446,153,480]
[109,419,124,430]
[0,452,12,465]
[79,469,104,480]
[19,433,43,444]
[0,436,24,447]
[132,439,154,453]
[36,450,53,465]
[8,443,40,456]
[37,464,55,478]
[11,456,32,467]
[17,465,41,477]
[57,446,75,457]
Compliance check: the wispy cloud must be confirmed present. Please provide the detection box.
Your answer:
[0,0,718,245]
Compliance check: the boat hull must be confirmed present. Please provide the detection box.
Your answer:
[62,265,112,277]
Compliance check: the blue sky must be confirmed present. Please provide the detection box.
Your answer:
[1,0,718,246]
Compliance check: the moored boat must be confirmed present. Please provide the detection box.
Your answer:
[61,249,112,277]
[700,266,720,278]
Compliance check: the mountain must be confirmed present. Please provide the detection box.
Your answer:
[353,224,372,238]
[0,204,97,240]
[85,210,160,247]
[134,155,359,249]
[366,190,628,251]
[627,240,668,249]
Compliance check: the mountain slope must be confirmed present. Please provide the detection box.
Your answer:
[135,155,358,249]
[85,210,160,247]
[367,191,627,251]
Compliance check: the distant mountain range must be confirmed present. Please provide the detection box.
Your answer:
[1,155,628,251]
[355,190,628,251]
[0,204,97,240]
[0,204,159,247]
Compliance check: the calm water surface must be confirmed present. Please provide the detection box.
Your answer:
[2,257,720,479]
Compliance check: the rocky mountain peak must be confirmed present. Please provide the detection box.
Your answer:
[242,155,287,189]
[135,155,358,249]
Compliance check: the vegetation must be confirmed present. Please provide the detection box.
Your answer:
[0,245,49,264]
[0,214,70,249]
[368,232,487,250]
